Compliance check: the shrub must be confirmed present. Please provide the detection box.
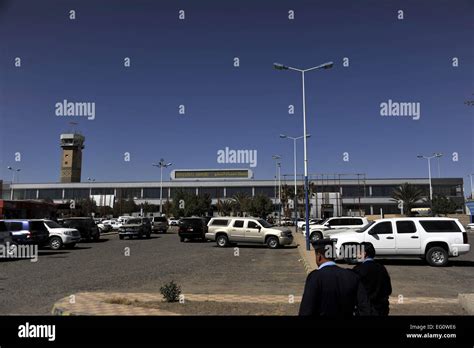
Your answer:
[160,281,181,302]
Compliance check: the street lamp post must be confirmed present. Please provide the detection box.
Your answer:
[468,174,474,200]
[434,153,443,178]
[7,166,21,200]
[280,134,311,227]
[272,155,281,223]
[417,153,442,201]
[153,159,172,215]
[274,61,333,250]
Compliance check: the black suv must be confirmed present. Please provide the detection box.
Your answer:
[59,217,100,241]
[178,217,208,242]
[2,220,50,247]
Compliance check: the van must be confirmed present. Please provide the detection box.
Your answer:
[152,216,169,233]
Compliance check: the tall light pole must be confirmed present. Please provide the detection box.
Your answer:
[272,155,281,223]
[274,60,333,250]
[280,133,311,227]
[153,159,172,215]
[468,174,474,200]
[417,153,442,201]
[7,166,21,200]
[434,153,443,178]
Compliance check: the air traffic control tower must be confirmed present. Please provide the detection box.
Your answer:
[60,133,85,183]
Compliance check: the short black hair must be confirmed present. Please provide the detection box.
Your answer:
[360,242,376,258]
[312,238,336,260]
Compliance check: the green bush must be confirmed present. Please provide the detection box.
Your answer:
[160,281,181,302]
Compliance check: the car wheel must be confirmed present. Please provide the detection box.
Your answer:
[216,234,229,247]
[202,235,207,242]
[146,233,151,239]
[180,237,185,242]
[93,232,100,242]
[119,235,124,240]
[65,243,76,249]
[49,237,63,250]
[426,246,449,267]
[310,231,323,243]
[266,236,279,249]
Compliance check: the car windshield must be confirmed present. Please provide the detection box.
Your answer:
[45,220,62,229]
[356,221,374,232]
[257,219,273,228]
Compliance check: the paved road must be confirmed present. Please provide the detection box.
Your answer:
[0,230,307,315]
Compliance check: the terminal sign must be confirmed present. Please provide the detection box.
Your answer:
[172,169,251,180]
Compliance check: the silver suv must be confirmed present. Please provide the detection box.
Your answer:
[205,217,293,249]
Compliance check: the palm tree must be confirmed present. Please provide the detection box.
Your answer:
[280,184,293,219]
[232,193,250,216]
[391,183,424,216]
[216,199,233,216]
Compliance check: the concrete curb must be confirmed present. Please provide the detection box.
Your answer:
[458,293,474,314]
[51,292,303,316]
[294,232,316,274]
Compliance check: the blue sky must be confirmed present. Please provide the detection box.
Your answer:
[0,0,472,187]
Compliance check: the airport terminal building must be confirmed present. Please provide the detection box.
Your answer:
[1,169,466,218]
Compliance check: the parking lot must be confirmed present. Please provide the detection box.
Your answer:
[0,227,473,315]
[0,228,306,315]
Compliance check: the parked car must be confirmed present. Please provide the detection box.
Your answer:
[279,218,294,226]
[467,223,474,231]
[96,221,113,233]
[205,217,293,249]
[0,221,15,258]
[119,218,151,239]
[168,217,180,226]
[299,219,325,230]
[58,217,100,241]
[102,219,122,231]
[329,217,470,267]
[306,217,369,243]
[0,221,13,246]
[178,217,208,242]
[2,219,50,247]
[118,216,133,225]
[41,219,81,250]
[152,216,169,233]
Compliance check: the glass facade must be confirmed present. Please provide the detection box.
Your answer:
[143,188,169,199]
[198,187,224,199]
[38,189,63,200]
[342,185,367,197]
[254,186,275,198]
[64,188,90,200]
[225,187,252,197]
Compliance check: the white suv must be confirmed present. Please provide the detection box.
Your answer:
[41,220,81,250]
[305,217,369,242]
[329,217,470,267]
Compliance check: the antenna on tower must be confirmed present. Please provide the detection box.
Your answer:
[68,121,79,134]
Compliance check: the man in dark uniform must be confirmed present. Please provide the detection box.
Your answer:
[299,239,371,316]
[352,242,392,316]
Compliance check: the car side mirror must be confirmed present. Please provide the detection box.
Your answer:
[257,226,261,231]
[368,229,375,235]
